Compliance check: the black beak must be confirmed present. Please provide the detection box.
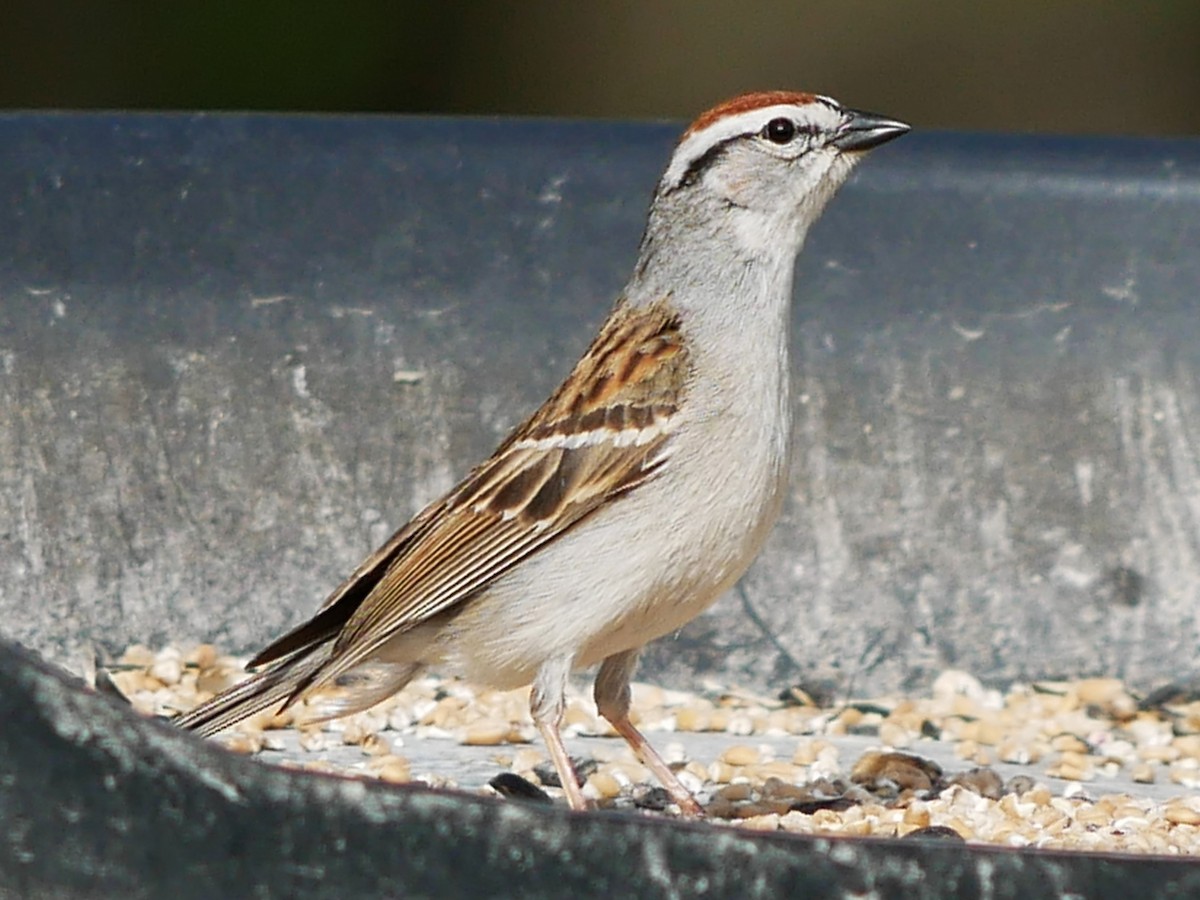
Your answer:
[831,109,910,152]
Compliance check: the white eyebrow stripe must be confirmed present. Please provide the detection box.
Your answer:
[663,103,814,188]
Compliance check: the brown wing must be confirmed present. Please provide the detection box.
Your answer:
[242,502,445,669]
[265,296,690,702]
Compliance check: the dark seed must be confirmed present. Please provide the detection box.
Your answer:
[632,785,673,811]
[937,767,1004,800]
[778,680,838,709]
[1003,774,1038,796]
[851,750,942,794]
[1140,679,1200,711]
[533,756,597,788]
[791,796,857,814]
[489,773,553,804]
[848,702,893,717]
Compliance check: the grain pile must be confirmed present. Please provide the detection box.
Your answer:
[104,643,1200,854]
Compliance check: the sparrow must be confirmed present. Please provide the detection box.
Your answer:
[176,91,909,815]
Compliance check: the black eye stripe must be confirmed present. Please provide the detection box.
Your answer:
[673,139,732,190]
[762,118,822,144]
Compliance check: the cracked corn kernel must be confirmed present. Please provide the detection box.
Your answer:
[1163,804,1200,826]
[719,745,761,767]
[737,813,781,831]
[368,756,412,784]
[461,719,512,746]
[586,771,622,800]
[1131,763,1156,784]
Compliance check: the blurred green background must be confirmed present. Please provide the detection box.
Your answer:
[2,0,1199,135]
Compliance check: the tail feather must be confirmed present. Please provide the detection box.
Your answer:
[173,650,329,737]
[174,651,424,737]
[297,661,424,723]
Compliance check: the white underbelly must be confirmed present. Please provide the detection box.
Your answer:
[437,421,789,688]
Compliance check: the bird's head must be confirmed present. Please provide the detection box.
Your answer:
[652,91,909,256]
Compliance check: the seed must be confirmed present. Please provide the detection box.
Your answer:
[1074,804,1112,826]
[707,711,730,732]
[1073,678,1128,708]
[720,745,761,767]
[341,721,369,745]
[708,761,735,784]
[902,805,931,828]
[746,761,802,783]
[1169,761,1200,788]
[851,750,940,792]
[150,648,183,687]
[461,719,511,746]
[222,733,263,755]
[370,756,412,784]
[510,748,544,772]
[715,782,754,803]
[185,644,219,670]
[737,813,781,831]
[998,741,1040,765]
[878,722,913,748]
[942,817,974,840]
[1050,734,1090,754]
[836,708,864,731]
[675,708,709,732]
[1045,760,1093,782]
[586,771,623,800]
[955,740,981,761]
[792,740,819,766]
[932,670,986,702]
[1164,804,1200,826]
[705,799,738,820]
[1173,735,1200,759]
[1139,744,1180,764]
[298,729,328,753]
[609,760,650,785]
[727,715,756,736]
[759,777,807,801]
[360,733,391,757]
[942,767,1004,800]
[811,809,842,828]
[563,706,597,730]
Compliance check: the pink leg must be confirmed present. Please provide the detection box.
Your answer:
[531,655,588,811]
[594,649,705,817]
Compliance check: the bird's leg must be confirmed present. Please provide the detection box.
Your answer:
[530,655,588,811]
[594,649,705,817]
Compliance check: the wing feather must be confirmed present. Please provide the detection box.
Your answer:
[230,296,689,712]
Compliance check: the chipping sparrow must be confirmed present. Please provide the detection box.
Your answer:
[176,91,909,815]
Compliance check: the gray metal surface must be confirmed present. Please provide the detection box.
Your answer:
[2,114,1200,698]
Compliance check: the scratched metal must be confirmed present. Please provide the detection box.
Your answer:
[1,116,1199,695]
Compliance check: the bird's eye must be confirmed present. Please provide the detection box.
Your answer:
[763,117,796,144]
